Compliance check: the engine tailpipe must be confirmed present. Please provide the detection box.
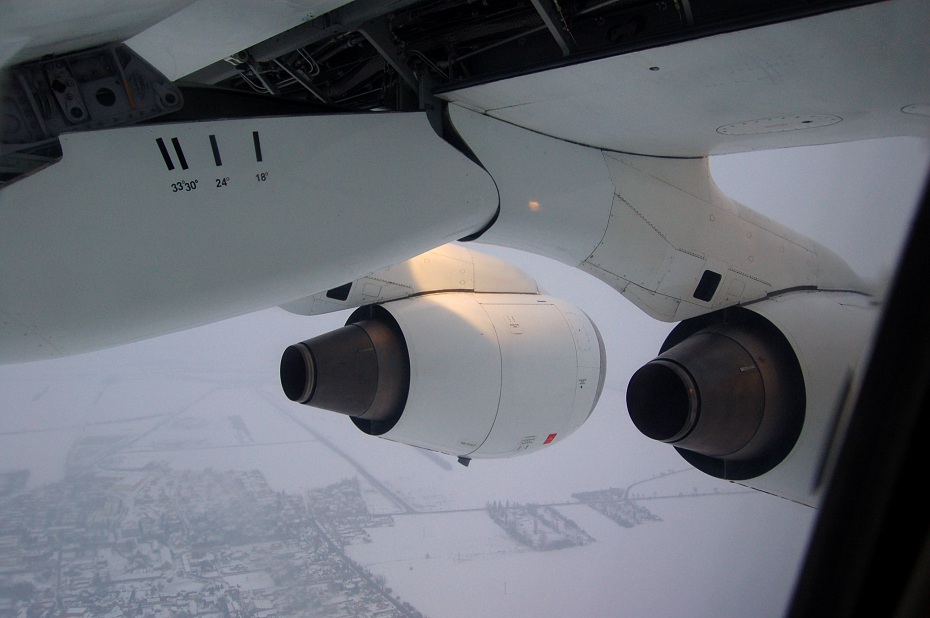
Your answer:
[280,307,409,430]
[626,315,805,479]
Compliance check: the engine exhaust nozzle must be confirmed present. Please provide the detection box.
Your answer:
[280,308,410,426]
[626,318,804,478]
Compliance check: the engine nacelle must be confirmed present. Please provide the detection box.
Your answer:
[281,293,606,460]
[626,290,877,506]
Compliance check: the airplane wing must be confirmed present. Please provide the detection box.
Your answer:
[6,0,928,158]
[0,0,928,521]
[140,0,929,156]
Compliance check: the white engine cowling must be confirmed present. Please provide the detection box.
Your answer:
[281,293,606,460]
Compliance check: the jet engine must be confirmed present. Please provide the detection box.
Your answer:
[281,292,606,461]
[626,290,877,505]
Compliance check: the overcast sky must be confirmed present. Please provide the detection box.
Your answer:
[0,136,927,617]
